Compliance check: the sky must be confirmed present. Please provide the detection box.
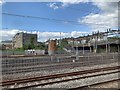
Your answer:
[0,0,119,42]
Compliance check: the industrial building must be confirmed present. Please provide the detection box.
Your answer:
[66,30,120,53]
[12,32,37,49]
[0,40,13,50]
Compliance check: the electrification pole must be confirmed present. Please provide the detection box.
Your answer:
[76,40,79,60]
[106,30,108,53]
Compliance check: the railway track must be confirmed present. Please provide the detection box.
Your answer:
[1,52,118,58]
[6,71,119,89]
[2,66,120,89]
[69,79,120,90]
[2,59,117,75]
[1,54,71,58]
[2,54,117,74]
[2,53,118,76]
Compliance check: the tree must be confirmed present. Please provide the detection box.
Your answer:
[58,39,68,50]
[29,36,35,49]
[23,37,36,50]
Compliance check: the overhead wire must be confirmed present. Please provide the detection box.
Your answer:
[2,12,111,28]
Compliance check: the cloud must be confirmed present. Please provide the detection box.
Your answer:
[78,2,118,32]
[58,0,89,5]
[47,1,118,32]
[30,31,87,42]
[2,1,118,42]
[0,0,2,3]
[0,29,23,41]
[56,0,118,32]
[48,3,59,10]
[48,0,89,9]
[56,0,119,8]
[0,0,5,5]
[58,0,119,4]
[0,29,88,42]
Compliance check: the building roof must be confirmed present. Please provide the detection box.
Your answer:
[1,40,12,44]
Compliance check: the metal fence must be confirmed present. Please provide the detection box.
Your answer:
[1,52,119,81]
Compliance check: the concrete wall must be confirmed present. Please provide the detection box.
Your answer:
[13,33,37,49]
[13,33,23,48]
[23,33,37,46]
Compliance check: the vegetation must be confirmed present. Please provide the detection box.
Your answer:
[23,41,47,50]
[35,42,47,50]
[57,39,68,50]
[14,48,24,51]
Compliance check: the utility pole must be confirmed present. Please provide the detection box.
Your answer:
[83,43,84,54]
[108,31,110,53]
[114,29,120,52]
[95,33,98,53]
[94,32,97,53]
[93,32,96,53]
[89,36,92,53]
[89,39,91,53]
[83,34,85,54]
[106,29,108,53]
[59,32,61,54]
[59,32,61,46]
[12,41,15,55]
[76,40,79,60]
[108,43,110,53]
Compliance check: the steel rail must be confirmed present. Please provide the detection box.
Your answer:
[5,69,120,89]
[2,66,120,86]
[68,79,120,90]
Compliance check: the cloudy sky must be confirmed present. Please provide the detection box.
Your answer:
[1,0,119,42]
